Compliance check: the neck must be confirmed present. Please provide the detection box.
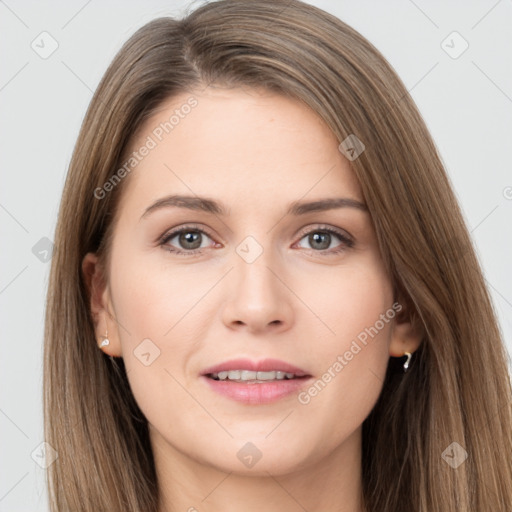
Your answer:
[153,426,365,512]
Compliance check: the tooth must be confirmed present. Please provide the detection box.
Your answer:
[240,370,257,380]
[256,371,276,380]
[211,369,299,381]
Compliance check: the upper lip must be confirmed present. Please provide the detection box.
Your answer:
[201,358,310,377]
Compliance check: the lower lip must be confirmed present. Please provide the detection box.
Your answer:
[201,376,312,404]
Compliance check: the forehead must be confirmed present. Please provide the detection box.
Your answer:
[117,87,364,219]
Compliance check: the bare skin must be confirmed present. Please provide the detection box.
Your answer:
[83,86,421,512]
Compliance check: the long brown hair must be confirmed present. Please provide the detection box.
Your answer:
[44,0,512,510]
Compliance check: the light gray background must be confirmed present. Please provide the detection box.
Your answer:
[1,1,511,510]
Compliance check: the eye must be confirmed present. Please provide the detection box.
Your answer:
[159,224,216,256]
[294,225,354,255]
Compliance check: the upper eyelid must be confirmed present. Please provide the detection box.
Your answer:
[160,223,216,243]
[295,223,352,240]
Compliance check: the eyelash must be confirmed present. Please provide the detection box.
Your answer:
[158,223,354,257]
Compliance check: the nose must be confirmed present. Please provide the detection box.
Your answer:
[221,253,294,334]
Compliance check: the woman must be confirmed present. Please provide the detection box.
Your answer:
[43,0,512,510]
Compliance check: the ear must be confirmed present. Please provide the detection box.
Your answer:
[82,252,122,357]
[388,301,423,357]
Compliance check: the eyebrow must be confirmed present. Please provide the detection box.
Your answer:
[140,194,368,220]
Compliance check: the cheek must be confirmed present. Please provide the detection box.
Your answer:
[108,253,201,433]
[107,240,223,379]
[302,254,393,355]
[293,258,393,433]
[109,243,203,340]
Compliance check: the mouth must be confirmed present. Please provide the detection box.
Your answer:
[206,370,310,383]
[200,358,313,404]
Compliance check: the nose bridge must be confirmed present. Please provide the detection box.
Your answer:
[233,235,282,301]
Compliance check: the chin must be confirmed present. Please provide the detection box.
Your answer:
[197,436,314,476]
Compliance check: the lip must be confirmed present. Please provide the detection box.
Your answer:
[200,358,313,405]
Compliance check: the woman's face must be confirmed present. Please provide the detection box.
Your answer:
[85,86,417,476]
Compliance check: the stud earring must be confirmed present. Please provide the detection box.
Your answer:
[403,351,412,372]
